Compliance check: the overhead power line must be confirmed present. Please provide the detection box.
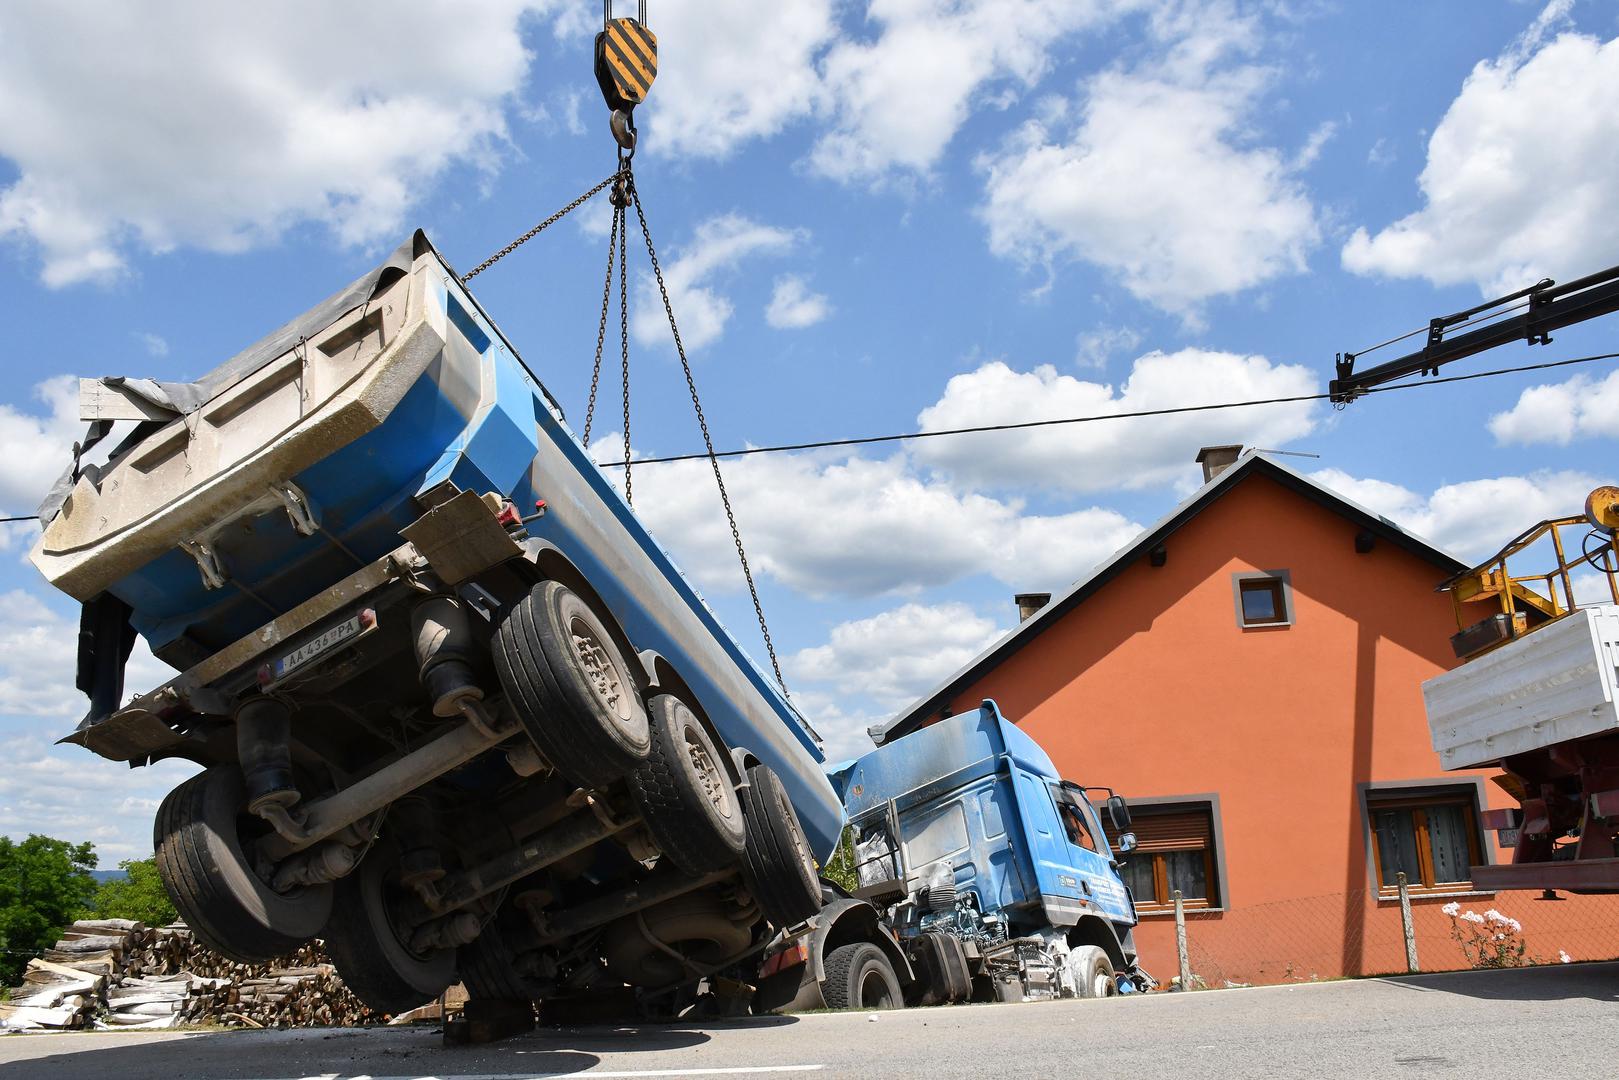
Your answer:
[593,349,1619,469]
[3,349,1612,522]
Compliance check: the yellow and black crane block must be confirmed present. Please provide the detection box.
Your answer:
[595,17,658,113]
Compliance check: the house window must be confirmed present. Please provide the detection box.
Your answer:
[1104,802,1222,912]
[1366,789,1483,894]
[1232,571,1293,627]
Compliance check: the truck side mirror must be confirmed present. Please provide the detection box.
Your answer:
[1106,795,1131,830]
[1115,831,1137,854]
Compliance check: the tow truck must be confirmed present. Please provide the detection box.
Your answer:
[1334,259,1619,894]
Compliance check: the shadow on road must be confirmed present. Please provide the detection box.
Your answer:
[1376,959,1619,1004]
[0,1016,798,1080]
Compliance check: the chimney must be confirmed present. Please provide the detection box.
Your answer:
[1015,592,1052,622]
[1195,444,1244,484]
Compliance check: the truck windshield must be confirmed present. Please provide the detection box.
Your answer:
[1050,785,1097,852]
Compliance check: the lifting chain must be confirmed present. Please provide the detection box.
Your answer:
[617,179,634,507]
[461,172,619,282]
[627,176,787,693]
[582,201,621,448]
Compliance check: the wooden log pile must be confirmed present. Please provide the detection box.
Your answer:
[1,920,379,1032]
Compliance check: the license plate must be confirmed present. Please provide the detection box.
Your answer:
[273,614,366,679]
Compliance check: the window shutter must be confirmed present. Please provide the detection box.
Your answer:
[1107,806,1212,853]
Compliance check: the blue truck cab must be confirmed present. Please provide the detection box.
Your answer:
[754,700,1144,1012]
[818,700,1142,1005]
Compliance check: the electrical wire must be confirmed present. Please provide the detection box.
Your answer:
[592,349,1619,469]
[3,349,1614,520]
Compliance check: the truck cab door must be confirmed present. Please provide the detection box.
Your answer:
[1045,783,1135,925]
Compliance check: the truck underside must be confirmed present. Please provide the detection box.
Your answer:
[32,232,837,1017]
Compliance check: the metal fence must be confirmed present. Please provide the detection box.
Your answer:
[1154,878,1619,990]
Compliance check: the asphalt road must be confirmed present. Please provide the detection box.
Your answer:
[2,961,1615,1080]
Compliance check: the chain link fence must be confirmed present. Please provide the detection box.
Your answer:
[1143,885,1619,989]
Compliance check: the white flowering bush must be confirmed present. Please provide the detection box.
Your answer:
[1442,904,1532,968]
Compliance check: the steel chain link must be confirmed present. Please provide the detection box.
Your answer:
[460,172,619,282]
[618,200,634,507]
[629,181,787,693]
[583,206,623,447]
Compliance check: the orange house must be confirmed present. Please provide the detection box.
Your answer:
[873,448,1619,985]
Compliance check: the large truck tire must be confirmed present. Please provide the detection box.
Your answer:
[1067,944,1117,998]
[154,767,331,964]
[494,580,650,790]
[738,765,822,927]
[629,695,747,873]
[821,942,902,1011]
[458,912,537,1001]
[323,836,455,1015]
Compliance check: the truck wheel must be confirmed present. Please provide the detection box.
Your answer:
[494,580,650,790]
[323,836,456,1015]
[459,911,538,1001]
[630,696,747,873]
[822,942,902,1011]
[154,767,331,964]
[1068,944,1117,999]
[739,765,823,927]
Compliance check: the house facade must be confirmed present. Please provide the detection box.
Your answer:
[875,450,1619,984]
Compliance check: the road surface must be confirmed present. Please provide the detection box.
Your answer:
[1,961,1614,1079]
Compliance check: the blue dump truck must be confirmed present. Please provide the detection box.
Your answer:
[753,701,1149,1011]
[30,231,843,1017]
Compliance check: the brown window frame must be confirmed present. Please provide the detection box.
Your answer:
[1238,577,1288,625]
[1366,793,1483,895]
[1104,802,1222,913]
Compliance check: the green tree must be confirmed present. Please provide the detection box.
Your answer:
[84,858,177,928]
[0,835,98,985]
[822,826,859,894]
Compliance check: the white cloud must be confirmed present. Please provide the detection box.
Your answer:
[791,602,1001,708]
[0,377,82,517]
[640,0,838,159]
[1487,369,1619,446]
[912,351,1320,493]
[809,0,1148,183]
[977,11,1320,317]
[0,589,171,717]
[630,214,803,352]
[0,588,188,860]
[0,2,555,285]
[1310,467,1601,561]
[132,332,169,358]
[0,726,198,863]
[1074,326,1142,368]
[1341,15,1619,295]
[604,440,1142,598]
[788,601,1004,755]
[766,275,832,329]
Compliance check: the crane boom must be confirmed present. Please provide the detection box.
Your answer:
[1331,262,1619,403]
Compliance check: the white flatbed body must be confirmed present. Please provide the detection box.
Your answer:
[1424,605,1619,771]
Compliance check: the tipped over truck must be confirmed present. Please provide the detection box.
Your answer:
[32,231,841,1016]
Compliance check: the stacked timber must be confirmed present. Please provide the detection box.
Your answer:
[0,957,107,1031]
[1,921,379,1032]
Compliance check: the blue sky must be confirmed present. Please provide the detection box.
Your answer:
[2,0,1617,862]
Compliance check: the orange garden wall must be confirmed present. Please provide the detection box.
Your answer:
[932,473,1619,982]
